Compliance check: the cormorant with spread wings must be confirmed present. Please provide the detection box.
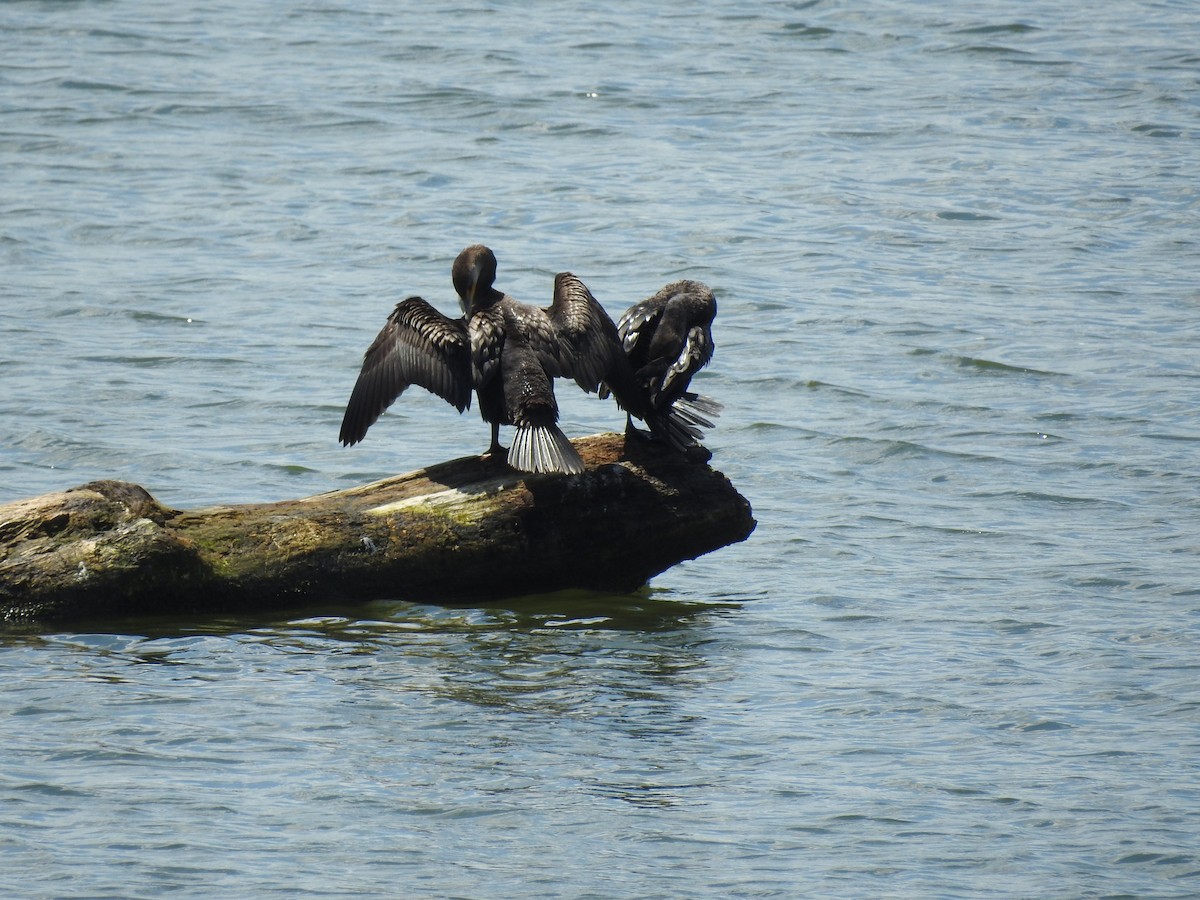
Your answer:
[339,244,636,475]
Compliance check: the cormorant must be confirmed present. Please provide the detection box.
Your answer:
[603,279,721,453]
[339,245,631,475]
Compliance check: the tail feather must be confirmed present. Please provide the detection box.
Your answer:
[641,390,720,452]
[508,424,586,475]
[677,391,723,417]
[671,392,722,430]
[646,409,702,453]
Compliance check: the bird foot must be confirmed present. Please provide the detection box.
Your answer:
[624,422,654,443]
[624,421,712,464]
[482,444,509,467]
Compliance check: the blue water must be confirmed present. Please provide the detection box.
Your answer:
[3,1,1199,896]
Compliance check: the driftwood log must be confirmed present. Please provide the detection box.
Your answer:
[0,433,755,625]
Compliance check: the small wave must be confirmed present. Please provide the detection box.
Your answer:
[1131,123,1182,139]
[267,463,318,476]
[936,210,1002,222]
[952,23,1040,36]
[952,355,1065,377]
[966,488,1128,508]
[128,310,202,325]
[781,23,836,39]
[1144,431,1200,443]
[79,354,192,368]
[1116,852,1196,866]
[935,43,1034,58]
[58,78,130,92]
[1021,720,1073,732]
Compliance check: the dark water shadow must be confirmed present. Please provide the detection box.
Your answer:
[5,585,741,642]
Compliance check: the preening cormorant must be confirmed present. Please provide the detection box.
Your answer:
[339,245,632,475]
[604,279,721,453]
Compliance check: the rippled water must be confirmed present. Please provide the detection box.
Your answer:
[3,1,1199,896]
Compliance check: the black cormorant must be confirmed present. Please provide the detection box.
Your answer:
[339,245,631,475]
[604,279,721,453]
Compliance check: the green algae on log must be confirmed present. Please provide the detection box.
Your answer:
[0,433,756,624]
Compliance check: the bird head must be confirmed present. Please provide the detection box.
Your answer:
[452,244,498,315]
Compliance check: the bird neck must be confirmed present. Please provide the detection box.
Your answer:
[466,287,503,314]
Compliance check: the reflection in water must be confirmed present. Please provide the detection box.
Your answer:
[326,590,729,740]
[6,590,743,828]
[15,588,739,737]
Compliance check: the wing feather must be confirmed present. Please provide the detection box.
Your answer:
[660,324,715,400]
[469,305,506,388]
[616,297,663,353]
[339,296,471,446]
[546,272,623,392]
[501,302,563,378]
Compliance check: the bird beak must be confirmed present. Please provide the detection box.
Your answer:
[466,260,482,307]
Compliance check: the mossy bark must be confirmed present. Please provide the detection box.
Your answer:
[1,433,755,624]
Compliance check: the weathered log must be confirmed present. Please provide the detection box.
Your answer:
[0,433,755,625]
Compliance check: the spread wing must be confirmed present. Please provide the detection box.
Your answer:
[339,296,471,446]
[546,272,624,392]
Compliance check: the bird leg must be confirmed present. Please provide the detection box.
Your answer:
[624,413,653,443]
[485,422,508,460]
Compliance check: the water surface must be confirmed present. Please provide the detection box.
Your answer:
[2,1,1199,896]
